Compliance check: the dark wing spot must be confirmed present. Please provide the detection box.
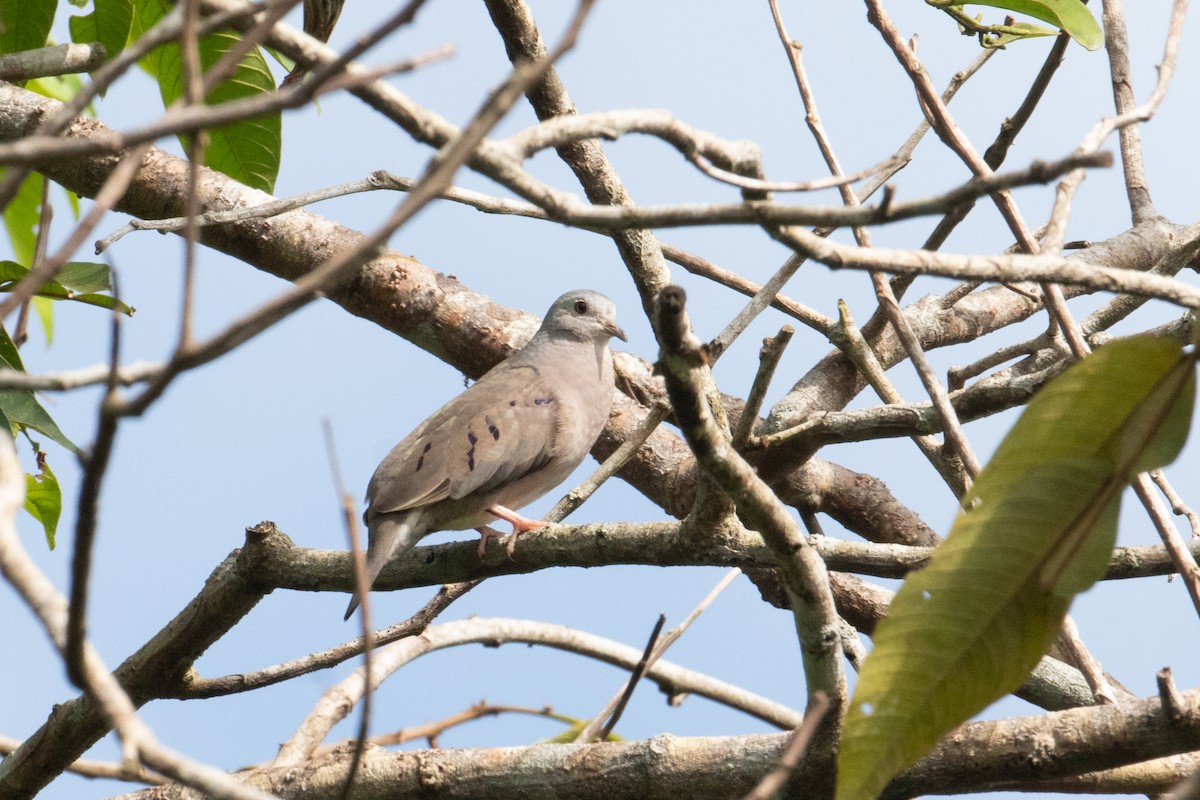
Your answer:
[415,442,433,473]
[509,399,517,407]
[533,396,555,406]
[485,415,500,440]
[466,430,478,471]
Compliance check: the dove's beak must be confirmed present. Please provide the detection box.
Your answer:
[605,320,628,342]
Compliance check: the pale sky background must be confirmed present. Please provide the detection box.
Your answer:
[2,2,1199,799]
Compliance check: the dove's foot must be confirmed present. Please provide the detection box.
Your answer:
[486,505,545,557]
[475,525,506,557]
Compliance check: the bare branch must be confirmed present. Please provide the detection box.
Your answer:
[274,616,803,765]
[0,43,108,81]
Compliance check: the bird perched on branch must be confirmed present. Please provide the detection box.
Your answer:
[345,290,627,620]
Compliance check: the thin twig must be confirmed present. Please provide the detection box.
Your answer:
[870,272,982,480]
[1151,469,1200,539]
[741,692,831,800]
[64,273,126,686]
[179,0,206,351]
[1056,616,1118,705]
[0,361,163,391]
[732,327,794,450]
[323,419,373,800]
[313,702,583,754]
[0,736,164,785]
[688,151,902,193]
[593,614,666,742]
[1134,474,1200,619]
[178,582,477,699]
[274,615,802,765]
[709,255,805,361]
[828,300,968,496]
[545,402,668,523]
[1101,0,1156,221]
[576,568,744,743]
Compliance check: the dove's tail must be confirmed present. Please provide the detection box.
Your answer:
[343,508,425,620]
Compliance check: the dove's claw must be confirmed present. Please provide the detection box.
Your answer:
[475,525,505,557]
[485,504,546,558]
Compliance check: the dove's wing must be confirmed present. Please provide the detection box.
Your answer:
[366,361,563,516]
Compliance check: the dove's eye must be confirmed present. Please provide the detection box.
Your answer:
[573,300,589,314]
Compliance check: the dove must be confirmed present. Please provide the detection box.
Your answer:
[344,290,627,619]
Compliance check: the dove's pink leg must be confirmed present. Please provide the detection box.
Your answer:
[474,525,505,557]
[477,505,545,557]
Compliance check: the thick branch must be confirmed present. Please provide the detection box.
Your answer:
[115,686,1200,800]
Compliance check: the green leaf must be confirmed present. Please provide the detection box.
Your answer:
[543,718,624,744]
[2,170,43,266]
[132,0,281,192]
[0,0,56,56]
[0,322,26,371]
[57,261,115,293]
[64,186,81,219]
[24,453,61,549]
[955,0,1102,49]
[69,0,133,63]
[32,296,53,344]
[0,260,134,316]
[52,291,134,315]
[981,20,1059,48]
[0,326,75,452]
[0,389,76,452]
[264,46,295,74]
[837,336,1196,800]
[28,72,87,104]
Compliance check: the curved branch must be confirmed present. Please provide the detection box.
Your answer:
[274,617,802,766]
[119,686,1200,800]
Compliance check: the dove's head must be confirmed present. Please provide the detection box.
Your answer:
[541,290,627,344]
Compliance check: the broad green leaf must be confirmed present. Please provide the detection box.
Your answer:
[950,0,1102,49]
[2,170,43,265]
[133,0,281,192]
[28,73,86,103]
[65,186,81,219]
[0,326,75,452]
[0,260,134,315]
[837,336,1196,800]
[0,323,26,371]
[65,292,134,314]
[32,296,53,344]
[24,454,61,548]
[0,0,55,56]
[264,46,296,74]
[0,390,76,452]
[57,261,114,293]
[69,0,133,63]
[0,260,115,295]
